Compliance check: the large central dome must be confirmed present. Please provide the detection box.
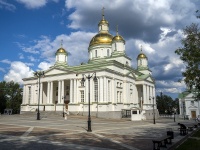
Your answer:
[89,32,113,47]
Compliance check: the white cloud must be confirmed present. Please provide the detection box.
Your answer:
[0,0,16,11]
[28,55,38,62]
[4,61,34,84]
[38,61,53,70]
[0,67,6,73]
[16,0,47,9]
[20,32,95,66]
[15,42,40,54]
[0,59,11,64]
[18,53,24,59]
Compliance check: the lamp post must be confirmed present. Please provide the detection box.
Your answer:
[149,96,155,124]
[173,107,177,122]
[81,72,97,132]
[34,71,45,120]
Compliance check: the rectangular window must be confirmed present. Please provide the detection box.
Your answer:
[81,90,84,102]
[81,81,84,87]
[117,91,119,103]
[120,92,122,102]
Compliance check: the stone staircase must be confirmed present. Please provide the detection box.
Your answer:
[20,111,64,119]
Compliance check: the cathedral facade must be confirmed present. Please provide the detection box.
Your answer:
[21,12,158,119]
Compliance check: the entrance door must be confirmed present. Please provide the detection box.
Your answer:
[191,111,196,119]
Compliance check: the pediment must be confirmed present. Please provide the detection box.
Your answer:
[126,71,137,79]
[45,68,69,76]
[188,105,198,109]
[146,76,154,82]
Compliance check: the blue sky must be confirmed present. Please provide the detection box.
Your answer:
[0,0,200,99]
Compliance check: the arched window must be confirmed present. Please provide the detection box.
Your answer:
[95,50,97,58]
[107,49,109,57]
[115,43,117,51]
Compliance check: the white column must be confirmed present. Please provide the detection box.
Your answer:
[50,81,54,104]
[47,82,50,104]
[58,81,61,104]
[133,84,137,104]
[22,85,26,104]
[74,79,77,103]
[112,78,116,103]
[31,85,34,104]
[90,78,94,103]
[143,84,146,104]
[40,82,43,104]
[103,77,107,102]
[146,85,149,104]
[98,78,100,103]
[124,81,128,103]
[99,77,103,103]
[153,86,156,108]
[70,79,73,103]
[61,80,64,102]
[85,78,88,103]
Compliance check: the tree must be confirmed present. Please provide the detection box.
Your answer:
[175,23,200,100]
[0,81,7,114]
[156,93,179,114]
[0,81,22,114]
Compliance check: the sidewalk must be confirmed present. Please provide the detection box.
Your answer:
[0,114,198,150]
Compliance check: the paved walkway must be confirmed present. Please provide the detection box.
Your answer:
[0,114,198,150]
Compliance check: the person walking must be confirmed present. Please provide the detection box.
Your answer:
[64,108,69,120]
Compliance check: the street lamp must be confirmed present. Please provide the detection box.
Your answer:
[173,107,177,122]
[34,71,45,120]
[149,96,155,124]
[62,96,66,117]
[81,72,97,132]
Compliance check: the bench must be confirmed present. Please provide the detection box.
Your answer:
[152,135,172,150]
[187,126,194,131]
[178,128,188,135]
[178,123,188,136]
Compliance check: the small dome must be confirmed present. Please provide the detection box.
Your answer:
[89,32,113,47]
[137,53,147,59]
[98,19,109,26]
[112,35,125,43]
[56,47,67,54]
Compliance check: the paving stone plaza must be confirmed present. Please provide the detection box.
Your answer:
[0,114,198,150]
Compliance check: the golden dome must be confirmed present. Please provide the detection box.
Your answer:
[56,47,67,54]
[89,32,113,47]
[98,19,109,26]
[112,35,125,43]
[137,53,147,59]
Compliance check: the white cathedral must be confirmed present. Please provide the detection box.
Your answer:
[21,11,158,120]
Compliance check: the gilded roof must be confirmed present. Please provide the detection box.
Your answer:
[56,48,67,54]
[89,32,113,47]
[112,35,125,43]
[98,19,109,26]
[137,53,147,59]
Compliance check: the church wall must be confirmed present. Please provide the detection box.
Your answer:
[116,42,124,52]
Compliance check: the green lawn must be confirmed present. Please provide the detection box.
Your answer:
[175,139,200,150]
[175,129,200,150]
[192,129,200,137]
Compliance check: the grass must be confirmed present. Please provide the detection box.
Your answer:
[175,129,200,150]
[175,139,200,150]
[192,129,200,137]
